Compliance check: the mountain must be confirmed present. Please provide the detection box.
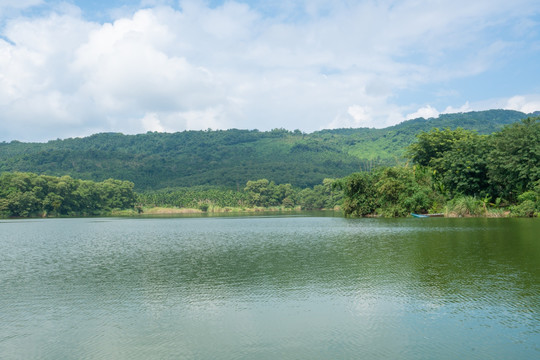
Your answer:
[0,109,533,190]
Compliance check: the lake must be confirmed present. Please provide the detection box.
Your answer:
[0,214,538,359]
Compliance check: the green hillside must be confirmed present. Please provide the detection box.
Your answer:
[0,109,534,190]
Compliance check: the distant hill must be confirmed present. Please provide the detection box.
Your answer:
[0,109,534,190]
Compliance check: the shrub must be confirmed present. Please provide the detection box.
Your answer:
[510,190,538,217]
[445,196,484,217]
[510,200,536,217]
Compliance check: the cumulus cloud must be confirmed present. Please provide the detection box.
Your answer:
[406,101,491,120]
[140,112,165,132]
[442,102,473,114]
[327,103,405,129]
[504,95,540,113]
[327,105,373,129]
[72,8,223,114]
[406,105,440,120]
[0,0,539,141]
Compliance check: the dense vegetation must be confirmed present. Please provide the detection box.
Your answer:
[0,110,534,190]
[0,172,343,217]
[137,178,342,211]
[339,117,540,217]
[0,172,135,217]
[1,110,539,218]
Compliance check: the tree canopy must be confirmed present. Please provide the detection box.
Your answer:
[0,172,135,217]
[340,117,540,217]
[0,110,531,190]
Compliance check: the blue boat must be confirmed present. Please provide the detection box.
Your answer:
[411,213,444,218]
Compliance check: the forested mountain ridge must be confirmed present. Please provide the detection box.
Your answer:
[0,109,535,190]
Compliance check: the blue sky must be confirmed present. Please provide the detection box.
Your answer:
[1,0,539,142]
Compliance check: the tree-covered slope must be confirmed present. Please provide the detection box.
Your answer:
[0,109,534,190]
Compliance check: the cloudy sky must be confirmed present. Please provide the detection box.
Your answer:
[1,0,539,142]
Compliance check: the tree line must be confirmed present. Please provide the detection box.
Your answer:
[1,116,538,218]
[338,117,540,217]
[0,172,136,217]
[1,110,531,191]
[0,172,343,217]
[136,178,343,211]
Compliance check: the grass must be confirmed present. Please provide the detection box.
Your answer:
[113,205,307,216]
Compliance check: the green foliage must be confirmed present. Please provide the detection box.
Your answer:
[509,181,540,217]
[0,172,135,217]
[337,166,441,217]
[244,179,276,207]
[406,127,491,198]
[406,127,476,167]
[510,199,537,217]
[137,186,250,209]
[137,178,342,211]
[198,203,210,212]
[374,166,439,217]
[2,110,537,218]
[336,172,377,216]
[437,134,490,197]
[243,179,294,207]
[407,117,539,204]
[0,110,530,191]
[445,196,485,217]
[487,117,540,200]
[296,178,342,210]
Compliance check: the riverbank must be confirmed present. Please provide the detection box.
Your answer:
[110,205,320,216]
[1,205,535,219]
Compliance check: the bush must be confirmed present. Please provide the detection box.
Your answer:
[198,203,210,212]
[510,190,538,217]
[510,200,536,217]
[445,196,484,217]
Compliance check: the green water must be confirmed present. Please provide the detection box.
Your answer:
[0,215,538,359]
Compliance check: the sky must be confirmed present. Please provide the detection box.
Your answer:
[0,0,539,142]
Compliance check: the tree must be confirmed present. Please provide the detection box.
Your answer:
[0,172,136,217]
[373,166,438,217]
[6,191,40,217]
[407,127,477,169]
[336,172,377,216]
[99,179,136,209]
[438,134,490,197]
[244,179,272,207]
[296,187,324,210]
[487,117,540,200]
[337,166,442,217]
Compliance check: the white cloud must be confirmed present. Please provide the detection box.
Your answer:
[141,112,165,132]
[442,101,472,114]
[327,102,406,129]
[72,9,222,114]
[348,105,371,123]
[503,95,540,113]
[406,105,440,120]
[327,105,373,129]
[176,107,225,130]
[0,0,539,141]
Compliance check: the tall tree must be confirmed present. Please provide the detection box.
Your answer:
[487,117,540,200]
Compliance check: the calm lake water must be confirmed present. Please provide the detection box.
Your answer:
[0,214,538,359]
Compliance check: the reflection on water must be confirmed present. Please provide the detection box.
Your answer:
[0,216,539,359]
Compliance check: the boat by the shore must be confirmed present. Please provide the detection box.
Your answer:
[411,213,444,218]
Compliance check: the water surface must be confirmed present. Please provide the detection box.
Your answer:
[0,216,538,359]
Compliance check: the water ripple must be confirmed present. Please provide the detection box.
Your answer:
[0,216,538,359]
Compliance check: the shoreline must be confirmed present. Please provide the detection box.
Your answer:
[1,207,536,219]
[111,205,328,216]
